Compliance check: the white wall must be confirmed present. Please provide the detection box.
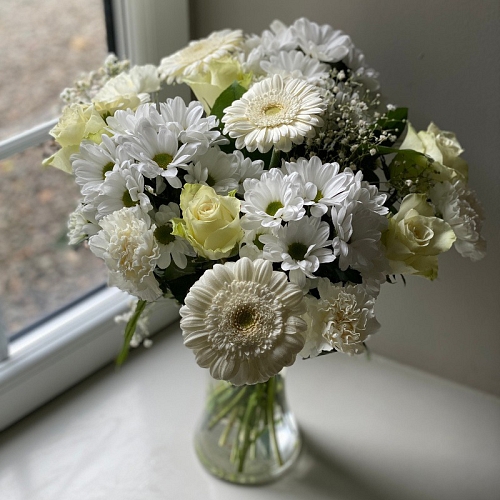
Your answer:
[189,0,500,396]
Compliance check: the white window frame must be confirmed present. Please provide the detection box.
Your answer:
[0,0,190,431]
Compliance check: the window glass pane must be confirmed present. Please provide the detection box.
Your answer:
[0,142,106,338]
[0,0,109,338]
[0,0,108,140]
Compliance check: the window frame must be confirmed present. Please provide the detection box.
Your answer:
[0,0,190,431]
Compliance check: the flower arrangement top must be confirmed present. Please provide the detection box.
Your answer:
[46,19,485,386]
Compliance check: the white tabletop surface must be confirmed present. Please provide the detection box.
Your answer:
[1,322,499,500]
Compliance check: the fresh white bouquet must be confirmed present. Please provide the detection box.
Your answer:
[45,18,485,482]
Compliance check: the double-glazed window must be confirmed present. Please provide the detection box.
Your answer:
[0,0,190,431]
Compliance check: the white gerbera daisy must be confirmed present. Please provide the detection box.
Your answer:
[159,29,243,84]
[222,75,325,153]
[184,146,239,194]
[180,258,307,385]
[95,162,152,219]
[153,203,196,269]
[241,168,305,230]
[89,206,162,302]
[261,216,334,288]
[300,278,380,358]
[282,156,351,217]
[260,50,330,84]
[430,180,486,261]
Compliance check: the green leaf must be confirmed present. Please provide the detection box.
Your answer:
[375,107,408,145]
[315,262,363,285]
[210,81,247,123]
[116,300,147,366]
[167,272,204,304]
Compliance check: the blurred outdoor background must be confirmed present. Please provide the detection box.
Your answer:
[0,0,108,337]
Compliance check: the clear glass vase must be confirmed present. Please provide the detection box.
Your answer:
[194,371,301,484]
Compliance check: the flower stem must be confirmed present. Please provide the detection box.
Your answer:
[269,148,281,169]
[267,376,283,467]
[208,386,248,430]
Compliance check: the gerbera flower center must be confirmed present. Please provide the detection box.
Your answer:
[233,305,257,330]
[266,201,284,216]
[246,91,300,127]
[153,153,173,170]
[288,242,308,261]
[263,104,283,116]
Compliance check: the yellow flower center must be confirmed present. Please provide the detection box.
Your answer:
[153,153,173,170]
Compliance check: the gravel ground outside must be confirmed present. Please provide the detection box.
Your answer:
[0,0,110,337]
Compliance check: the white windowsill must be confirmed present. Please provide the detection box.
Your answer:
[0,325,499,500]
[0,287,180,431]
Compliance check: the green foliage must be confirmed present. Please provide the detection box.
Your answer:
[375,107,408,145]
[315,261,363,285]
[210,81,247,124]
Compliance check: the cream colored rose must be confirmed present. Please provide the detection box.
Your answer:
[182,57,252,113]
[400,122,468,182]
[43,104,107,173]
[172,184,243,260]
[382,194,456,279]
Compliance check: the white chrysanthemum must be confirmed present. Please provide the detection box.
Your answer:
[229,150,264,195]
[107,100,225,157]
[260,50,330,84]
[67,203,100,245]
[222,75,325,153]
[180,258,307,385]
[241,168,305,230]
[261,216,334,288]
[92,64,160,114]
[184,146,239,194]
[89,207,162,302]
[159,29,243,84]
[239,227,273,260]
[300,278,380,358]
[291,18,353,63]
[430,181,486,261]
[156,98,227,154]
[282,156,351,217]
[153,203,196,269]
[95,162,152,219]
[343,46,380,91]
[123,121,195,188]
[345,170,389,216]
[331,200,389,281]
[72,136,128,203]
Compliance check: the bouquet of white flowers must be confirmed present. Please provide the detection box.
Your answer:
[45,18,485,483]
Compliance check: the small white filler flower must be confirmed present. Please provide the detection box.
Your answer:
[180,258,307,385]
